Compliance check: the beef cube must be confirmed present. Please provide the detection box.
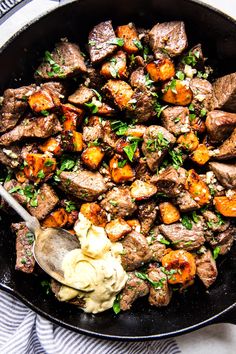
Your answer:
[178,44,205,72]
[212,72,236,112]
[142,126,176,171]
[147,264,172,307]
[0,114,62,146]
[149,21,187,59]
[59,170,107,201]
[51,279,85,307]
[151,166,186,197]
[210,226,235,255]
[0,85,36,133]
[88,21,118,64]
[121,231,152,271]
[82,116,103,143]
[205,110,236,144]
[119,272,149,311]
[214,128,236,160]
[129,67,147,90]
[138,201,157,235]
[27,184,59,220]
[103,79,134,110]
[100,187,137,218]
[148,226,167,262]
[35,41,86,80]
[202,210,230,233]
[159,218,205,251]
[209,161,236,189]
[4,180,27,205]
[128,88,156,123]
[0,146,22,168]
[86,67,105,89]
[196,249,218,288]
[189,78,214,114]
[135,158,152,181]
[175,190,200,212]
[11,222,35,273]
[68,85,95,106]
[102,121,118,149]
[161,106,190,136]
[41,81,66,98]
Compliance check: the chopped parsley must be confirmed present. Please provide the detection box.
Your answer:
[213,246,221,260]
[158,236,170,245]
[181,51,200,67]
[123,141,138,162]
[145,74,154,87]
[44,50,64,77]
[44,159,55,167]
[109,200,118,207]
[26,232,34,245]
[200,108,207,117]
[146,132,170,152]
[41,280,52,295]
[112,294,121,314]
[118,160,127,168]
[37,170,45,179]
[40,110,49,116]
[169,149,183,169]
[135,272,165,288]
[108,38,124,46]
[181,215,193,230]
[64,201,76,213]
[176,71,185,80]
[60,156,76,171]
[84,101,99,114]
[164,79,177,94]
[133,39,143,50]
[154,102,168,117]
[111,120,128,136]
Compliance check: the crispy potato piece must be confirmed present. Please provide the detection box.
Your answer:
[15,171,27,183]
[162,250,196,284]
[159,202,180,224]
[177,131,199,152]
[214,194,236,217]
[185,169,211,206]
[109,155,135,183]
[162,80,193,106]
[100,51,127,79]
[61,131,83,152]
[80,202,107,227]
[39,136,62,155]
[146,59,175,82]
[190,117,206,134]
[61,103,84,131]
[42,208,68,228]
[81,146,105,170]
[130,179,157,200]
[96,102,115,116]
[116,23,139,54]
[103,80,134,110]
[105,218,132,242]
[28,88,60,112]
[125,125,146,138]
[126,219,141,232]
[23,153,56,182]
[191,144,210,165]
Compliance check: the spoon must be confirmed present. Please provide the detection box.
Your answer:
[0,183,81,289]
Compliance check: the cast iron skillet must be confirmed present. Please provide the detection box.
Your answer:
[0,0,235,341]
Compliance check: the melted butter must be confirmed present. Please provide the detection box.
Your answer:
[60,213,128,314]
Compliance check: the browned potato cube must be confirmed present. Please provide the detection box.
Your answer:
[146,59,175,82]
[130,179,157,200]
[80,202,107,227]
[23,153,57,182]
[191,144,210,165]
[81,146,105,170]
[185,169,211,206]
[109,155,135,183]
[103,80,134,110]
[61,103,84,131]
[159,202,180,224]
[126,219,141,232]
[100,51,127,79]
[116,23,140,54]
[177,131,199,152]
[105,218,132,242]
[39,136,62,156]
[28,88,60,112]
[162,80,193,106]
[42,208,68,228]
[190,116,206,134]
[61,131,83,152]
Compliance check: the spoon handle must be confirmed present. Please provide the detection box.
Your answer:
[0,183,40,233]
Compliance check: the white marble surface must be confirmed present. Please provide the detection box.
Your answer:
[0,0,235,353]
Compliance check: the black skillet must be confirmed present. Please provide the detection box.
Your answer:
[0,0,235,340]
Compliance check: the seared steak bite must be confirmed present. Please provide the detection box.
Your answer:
[100,187,137,218]
[11,222,35,273]
[0,114,62,146]
[159,218,205,251]
[151,166,186,197]
[196,249,218,288]
[0,146,22,168]
[88,21,118,64]
[210,226,235,255]
[212,72,236,112]
[82,116,103,143]
[175,190,200,212]
[142,126,176,171]
[138,201,157,235]
[128,88,156,123]
[205,110,236,144]
[35,41,86,80]
[148,226,167,262]
[202,210,230,233]
[147,264,172,307]
[161,106,190,136]
[59,170,107,201]
[214,128,236,160]
[189,78,214,114]
[0,85,36,133]
[68,85,95,106]
[209,162,236,189]
[119,272,149,311]
[129,67,147,90]
[149,21,188,58]
[121,231,152,271]
[27,184,59,220]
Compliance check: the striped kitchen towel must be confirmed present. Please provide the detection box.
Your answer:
[0,290,181,354]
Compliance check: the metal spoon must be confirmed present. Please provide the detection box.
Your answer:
[0,183,81,289]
